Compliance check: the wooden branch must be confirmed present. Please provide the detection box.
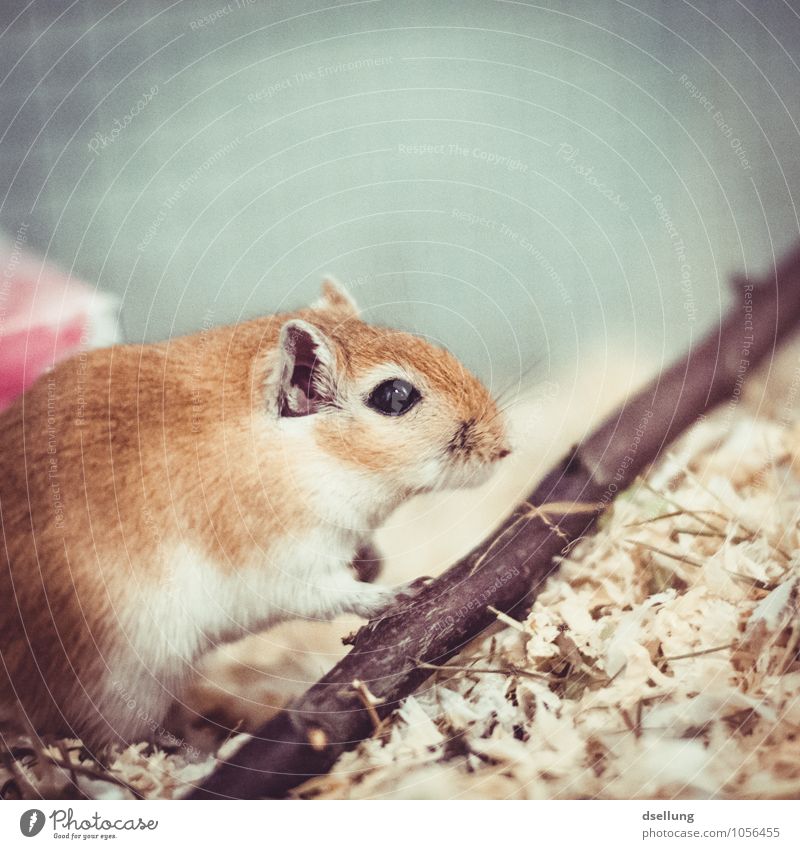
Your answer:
[190,243,800,799]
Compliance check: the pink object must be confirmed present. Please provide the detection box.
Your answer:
[0,232,119,412]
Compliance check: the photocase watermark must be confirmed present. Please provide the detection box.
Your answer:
[20,807,158,836]
[451,208,572,306]
[112,680,201,759]
[87,85,158,156]
[46,378,66,530]
[341,274,372,289]
[247,57,393,102]
[189,0,260,30]
[397,142,528,173]
[0,220,29,339]
[190,308,216,433]
[555,144,629,212]
[19,809,45,837]
[678,73,752,171]
[651,194,697,324]
[137,136,243,252]
[72,323,91,427]
[720,282,754,426]
[599,407,654,506]
[141,503,167,556]
[428,566,520,637]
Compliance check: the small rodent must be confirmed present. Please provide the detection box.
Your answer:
[0,277,510,749]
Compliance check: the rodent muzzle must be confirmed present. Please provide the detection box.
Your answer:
[448,419,511,464]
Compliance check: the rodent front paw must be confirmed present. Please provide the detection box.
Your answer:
[349,576,434,621]
[351,543,383,584]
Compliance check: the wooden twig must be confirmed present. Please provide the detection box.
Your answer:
[42,755,143,799]
[190,242,800,799]
[660,643,734,662]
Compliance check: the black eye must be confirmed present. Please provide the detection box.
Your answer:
[366,379,421,416]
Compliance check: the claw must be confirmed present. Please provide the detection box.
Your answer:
[393,575,434,604]
[349,576,435,622]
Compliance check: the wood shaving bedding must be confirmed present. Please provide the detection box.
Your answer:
[294,412,800,800]
[2,360,800,800]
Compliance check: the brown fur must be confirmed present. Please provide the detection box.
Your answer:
[0,280,508,748]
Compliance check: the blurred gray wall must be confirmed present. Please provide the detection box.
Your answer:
[1,0,799,388]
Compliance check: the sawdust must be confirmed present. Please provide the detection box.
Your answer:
[3,352,800,799]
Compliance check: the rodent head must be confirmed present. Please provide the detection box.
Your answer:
[267,277,511,497]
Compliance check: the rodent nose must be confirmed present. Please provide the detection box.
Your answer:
[496,447,511,460]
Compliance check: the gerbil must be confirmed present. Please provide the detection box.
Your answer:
[0,277,510,749]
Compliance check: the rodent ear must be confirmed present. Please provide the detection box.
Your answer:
[311,275,360,318]
[276,319,338,417]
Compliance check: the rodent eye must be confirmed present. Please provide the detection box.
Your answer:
[366,379,421,416]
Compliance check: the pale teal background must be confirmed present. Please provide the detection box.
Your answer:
[1,0,799,390]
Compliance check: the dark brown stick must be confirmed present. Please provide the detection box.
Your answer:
[190,243,800,799]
